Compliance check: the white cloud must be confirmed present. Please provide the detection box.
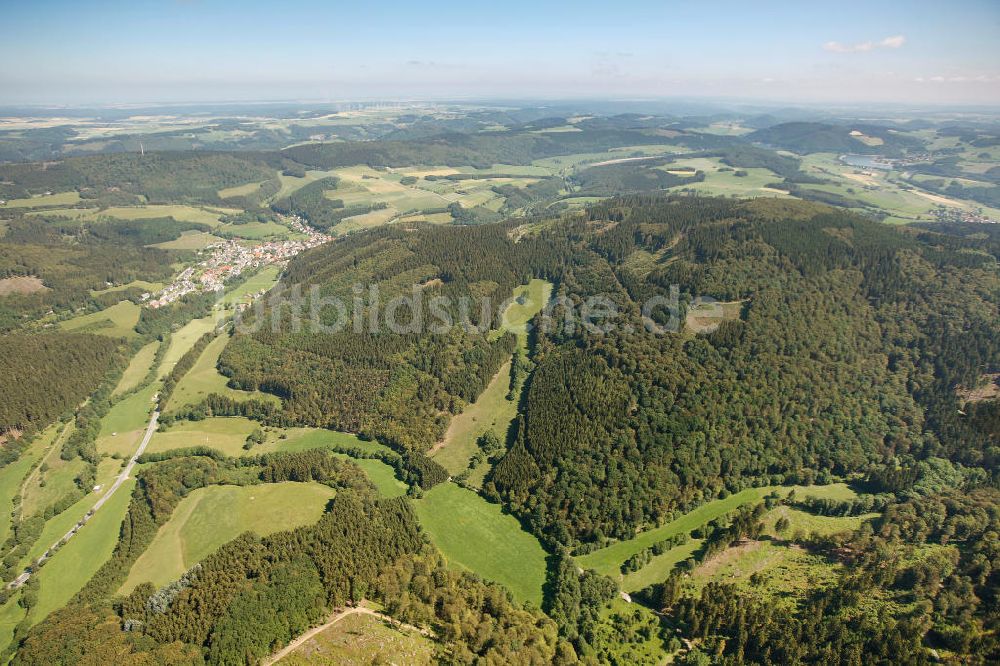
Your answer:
[824,35,906,53]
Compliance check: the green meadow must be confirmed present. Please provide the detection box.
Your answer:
[148,230,219,250]
[413,482,547,607]
[157,315,220,377]
[112,340,159,396]
[165,332,278,411]
[592,483,863,592]
[431,360,516,479]
[578,487,777,577]
[0,425,60,543]
[120,482,335,593]
[28,479,136,628]
[0,191,81,208]
[216,265,280,308]
[433,279,552,479]
[496,279,554,346]
[144,421,405,497]
[59,300,141,338]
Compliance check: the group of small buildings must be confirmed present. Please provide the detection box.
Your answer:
[147,216,330,308]
[932,206,998,225]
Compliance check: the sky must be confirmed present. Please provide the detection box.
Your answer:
[1,0,998,106]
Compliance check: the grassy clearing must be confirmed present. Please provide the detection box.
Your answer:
[19,456,88,518]
[686,538,842,605]
[146,417,260,456]
[157,315,220,378]
[218,181,267,199]
[148,230,220,250]
[495,278,553,346]
[0,276,48,295]
[613,484,863,591]
[147,420,374,458]
[216,265,280,308]
[92,279,164,296]
[0,426,57,544]
[764,505,871,538]
[621,539,704,592]
[0,191,81,208]
[273,169,341,200]
[662,158,787,198]
[100,382,158,440]
[59,300,140,338]
[121,482,335,593]
[166,333,278,411]
[97,382,157,458]
[144,422,404,497]
[343,458,406,498]
[577,487,776,578]
[31,204,237,227]
[413,483,546,606]
[29,479,136,628]
[113,341,159,396]
[433,280,552,478]
[432,360,516,478]
[217,220,293,240]
[332,207,398,236]
[278,611,434,666]
[0,594,25,656]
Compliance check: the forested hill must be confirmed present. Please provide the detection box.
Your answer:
[8,195,1000,664]
[219,195,998,541]
[488,196,998,546]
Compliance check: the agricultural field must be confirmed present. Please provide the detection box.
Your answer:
[58,300,141,338]
[0,190,82,208]
[413,482,547,607]
[277,611,434,666]
[121,482,336,593]
[96,382,158,456]
[157,314,221,377]
[661,157,788,198]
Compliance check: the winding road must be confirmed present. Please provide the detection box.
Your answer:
[8,408,160,589]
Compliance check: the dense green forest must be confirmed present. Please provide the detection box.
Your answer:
[0,332,123,434]
[218,222,569,450]
[0,152,276,203]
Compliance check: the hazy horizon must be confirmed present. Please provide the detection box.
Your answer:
[3,0,998,107]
